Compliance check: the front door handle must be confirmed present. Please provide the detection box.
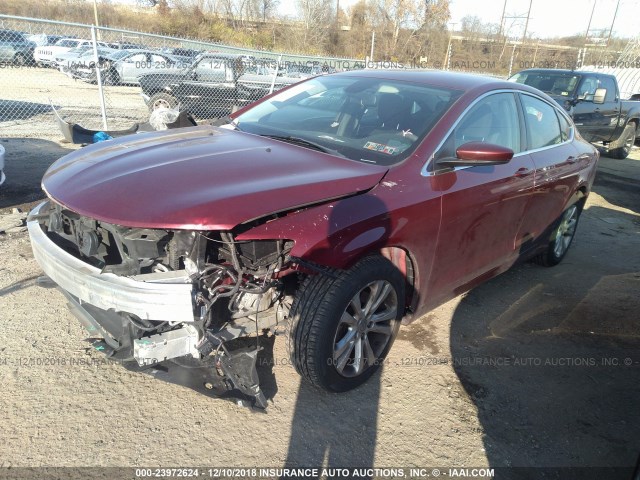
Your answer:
[514,167,532,177]
[566,156,577,164]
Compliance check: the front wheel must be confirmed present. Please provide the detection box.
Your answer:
[287,256,404,392]
[148,92,178,112]
[609,122,636,159]
[103,69,120,86]
[534,203,581,267]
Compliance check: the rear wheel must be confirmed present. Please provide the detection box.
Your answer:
[13,53,26,66]
[104,69,120,86]
[288,256,404,392]
[609,122,636,159]
[148,92,178,112]
[534,203,581,267]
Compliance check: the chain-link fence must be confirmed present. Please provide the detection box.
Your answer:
[1,14,367,140]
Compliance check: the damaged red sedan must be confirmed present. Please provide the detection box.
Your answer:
[28,70,598,407]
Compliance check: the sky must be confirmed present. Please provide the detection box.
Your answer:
[446,0,638,40]
[112,0,639,40]
[282,0,639,40]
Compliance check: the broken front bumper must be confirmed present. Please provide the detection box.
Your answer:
[27,201,195,323]
[27,201,270,407]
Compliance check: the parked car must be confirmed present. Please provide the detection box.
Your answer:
[54,45,114,71]
[159,47,200,64]
[0,144,5,186]
[81,49,187,85]
[26,34,65,47]
[138,52,302,117]
[510,69,640,158]
[34,38,109,67]
[27,70,598,407]
[106,42,145,50]
[0,29,35,65]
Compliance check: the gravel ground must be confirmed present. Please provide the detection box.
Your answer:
[1,68,640,476]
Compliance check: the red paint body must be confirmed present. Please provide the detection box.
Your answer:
[42,70,599,322]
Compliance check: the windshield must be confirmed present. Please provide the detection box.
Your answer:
[109,50,131,60]
[509,72,580,97]
[234,76,463,165]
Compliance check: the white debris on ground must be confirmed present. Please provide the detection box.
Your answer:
[0,208,27,234]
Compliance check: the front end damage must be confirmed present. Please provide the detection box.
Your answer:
[28,200,297,408]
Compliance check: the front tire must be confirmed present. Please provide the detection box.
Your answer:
[148,92,178,112]
[104,69,120,86]
[609,122,636,159]
[534,203,581,267]
[288,256,404,392]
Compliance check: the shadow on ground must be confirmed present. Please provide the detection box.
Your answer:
[0,138,74,210]
[0,100,52,122]
[449,174,640,479]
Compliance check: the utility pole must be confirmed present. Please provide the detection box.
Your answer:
[92,0,101,40]
[584,0,596,47]
[370,30,375,64]
[521,0,532,45]
[606,0,620,47]
[443,22,456,71]
[498,0,508,38]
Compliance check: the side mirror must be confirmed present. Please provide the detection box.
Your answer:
[593,88,606,104]
[436,142,514,169]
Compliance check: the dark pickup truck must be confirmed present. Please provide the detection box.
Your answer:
[138,52,303,118]
[510,69,640,158]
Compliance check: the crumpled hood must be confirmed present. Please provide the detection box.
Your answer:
[42,126,388,230]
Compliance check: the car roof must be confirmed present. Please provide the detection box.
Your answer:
[331,69,513,91]
[517,68,616,78]
[514,69,588,76]
[201,52,248,60]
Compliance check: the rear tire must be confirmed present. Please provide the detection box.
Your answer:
[148,92,178,112]
[609,122,636,159]
[534,203,581,267]
[287,256,404,392]
[13,53,26,66]
[104,69,120,86]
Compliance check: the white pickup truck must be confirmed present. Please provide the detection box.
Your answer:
[34,38,109,66]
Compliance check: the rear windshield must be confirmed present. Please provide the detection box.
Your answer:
[509,71,580,97]
[234,75,463,165]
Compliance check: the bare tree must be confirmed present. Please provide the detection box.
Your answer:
[295,0,333,51]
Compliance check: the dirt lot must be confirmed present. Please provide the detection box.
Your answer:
[1,71,640,477]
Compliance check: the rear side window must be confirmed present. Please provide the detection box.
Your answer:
[0,31,21,42]
[556,111,572,142]
[521,94,562,149]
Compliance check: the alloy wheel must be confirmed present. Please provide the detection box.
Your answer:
[332,280,397,378]
[553,205,578,258]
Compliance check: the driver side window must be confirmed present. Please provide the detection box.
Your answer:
[436,92,521,161]
[578,76,598,100]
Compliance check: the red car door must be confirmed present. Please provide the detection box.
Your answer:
[426,92,536,304]
[517,93,583,247]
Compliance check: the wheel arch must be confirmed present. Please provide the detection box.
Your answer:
[380,246,418,315]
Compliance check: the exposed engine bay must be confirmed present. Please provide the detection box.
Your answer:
[32,200,298,408]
